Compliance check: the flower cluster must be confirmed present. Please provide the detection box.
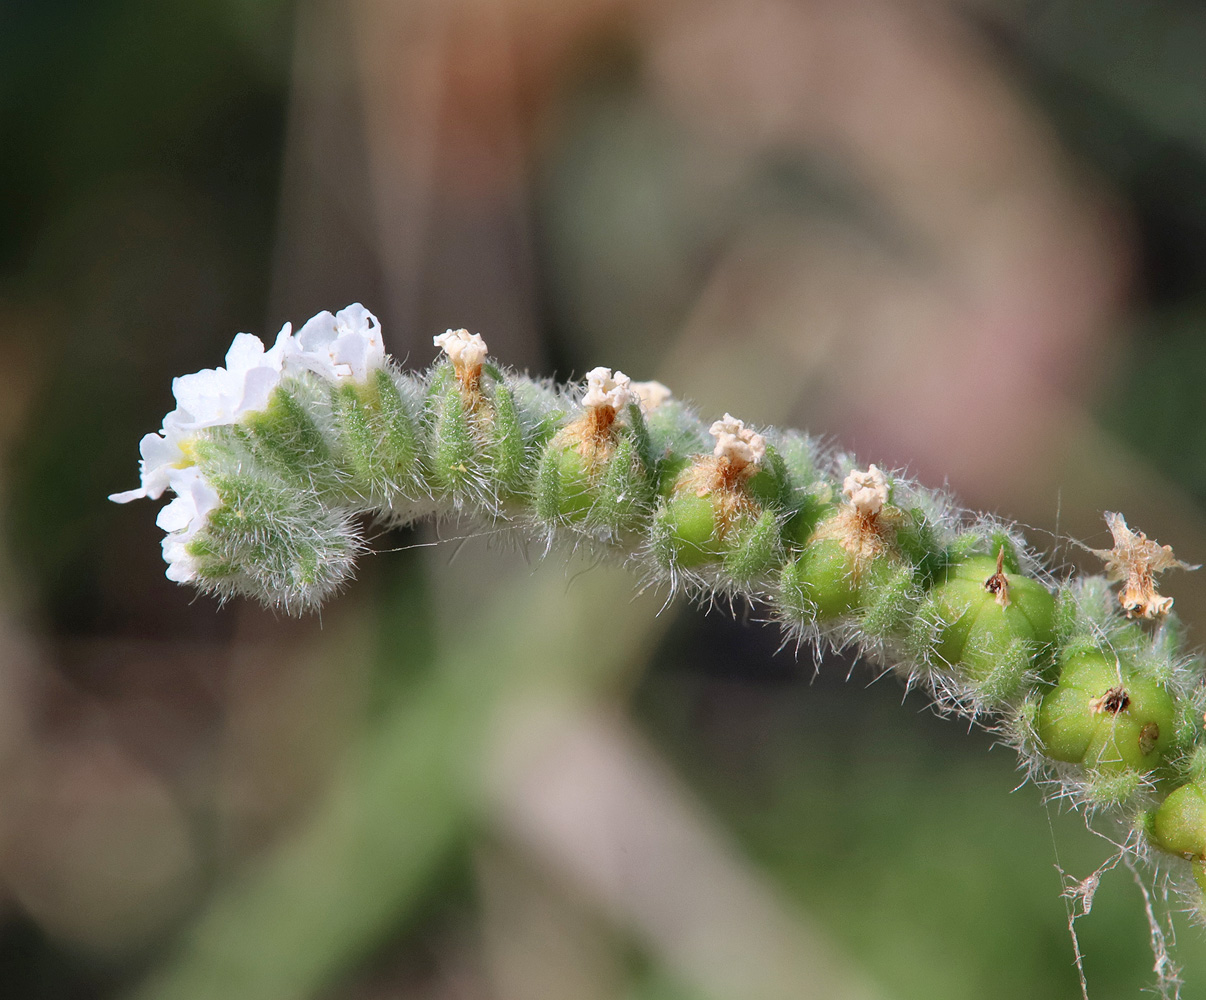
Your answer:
[110,304,384,581]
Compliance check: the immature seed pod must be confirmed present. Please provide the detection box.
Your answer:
[1037,647,1176,773]
[925,548,1055,695]
[1150,781,1206,859]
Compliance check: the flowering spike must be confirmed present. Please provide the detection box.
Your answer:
[110,306,1206,955]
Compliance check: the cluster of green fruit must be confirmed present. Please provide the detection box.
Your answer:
[116,321,1206,913]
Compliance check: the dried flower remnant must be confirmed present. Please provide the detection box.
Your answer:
[810,464,898,568]
[1089,685,1130,715]
[843,464,889,519]
[434,329,488,392]
[1091,512,1198,619]
[709,414,766,478]
[562,367,635,465]
[631,380,672,412]
[983,546,1012,608]
[582,366,634,413]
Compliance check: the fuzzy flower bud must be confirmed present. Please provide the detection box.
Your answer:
[582,367,635,412]
[709,413,765,473]
[434,329,488,383]
[842,465,889,518]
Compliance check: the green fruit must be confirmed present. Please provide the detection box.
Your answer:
[658,492,730,568]
[1151,783,1206,858]
[927,555,1055,684]
[779,538,895,621]
[1037,649,1176,773]
[657,489,782,579]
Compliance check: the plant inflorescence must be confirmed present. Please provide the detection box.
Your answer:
[112,304,1206,972]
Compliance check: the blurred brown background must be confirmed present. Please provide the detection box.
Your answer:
[3,0,1206,997]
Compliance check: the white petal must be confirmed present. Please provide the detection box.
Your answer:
[295,310,337,352]
[334,303,379,336]
[331,332,370,382]
[172,369,234,426]
[156,495,195,533]
[265,322,293,364]
[187,474,221,519]
[224,332,269,374]
[238,365,282,416]
[109,488,147,503]
[136,431,188,500]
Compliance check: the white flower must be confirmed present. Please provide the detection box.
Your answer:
[288,303,384,382]
[155,467,221,583]
[172,328,290,429]
[842,465,889,518]
[709,413,765,472]
[109,325,291,503]
[582,367,635,411]
[433,329,488,375]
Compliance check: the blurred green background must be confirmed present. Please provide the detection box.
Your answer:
[3,0,1206,997]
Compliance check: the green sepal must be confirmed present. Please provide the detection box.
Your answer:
[487,383,527,495]
[195,466,359,612]
[859,562,918,641]
[331,369,423,504]
[745,445,791,510]
[895,507,946,584]
[591,435,652,532]
[427,377,480,499]
[624,402,659,490]
[723,508,783,585]
[242,380,341,496]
